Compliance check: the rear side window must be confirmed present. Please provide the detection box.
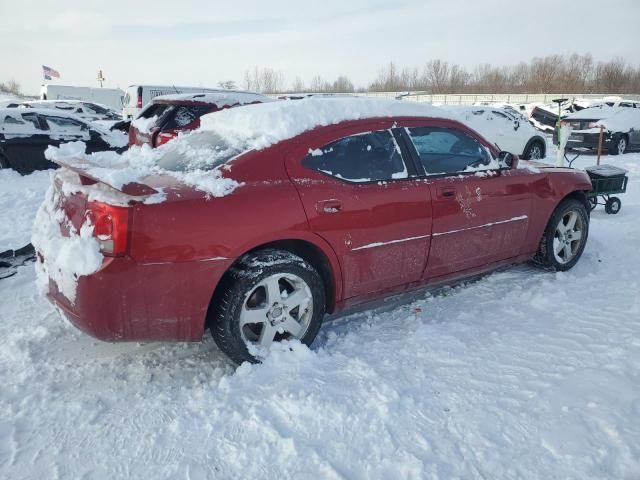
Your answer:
[3,115,24,125]
[21,113,41,129]
[303,130,407,183]
[164,105,211,130]
[44,116,88,132]
[0,113,42,134]
[84,103,109,114]
[406,127,492,175]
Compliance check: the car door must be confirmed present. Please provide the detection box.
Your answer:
[401,121,532,279]
[285,122,433,299]
[0,112,55,174]
[42,114,91,145]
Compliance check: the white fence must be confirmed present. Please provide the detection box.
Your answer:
[273,92,640,105]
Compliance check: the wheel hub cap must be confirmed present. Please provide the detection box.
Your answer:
[267,303,285,323]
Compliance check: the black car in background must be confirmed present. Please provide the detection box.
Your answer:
[0,108,127,175]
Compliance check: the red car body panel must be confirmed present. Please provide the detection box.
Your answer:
[44,116,592,342]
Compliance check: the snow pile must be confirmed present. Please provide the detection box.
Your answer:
[596,108,640,132]
[96,125,128,148]
[154,91,273,108]
[31,182,103,303]
[199,96,460,151]
[44,139,241,198]
[131,115,158,134]
[0,169,51,251]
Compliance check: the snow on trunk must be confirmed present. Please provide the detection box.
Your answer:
[31,182,103,304]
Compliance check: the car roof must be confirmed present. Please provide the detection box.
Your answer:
[0,107,90,122]
[152,91,273,107]
[196,96,476,151]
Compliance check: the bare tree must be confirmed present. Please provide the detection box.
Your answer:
[422,60,451,94]
[0,78,22,96]
[332,76,354,93]
[247,53,640,95]
[291,76,306,92]
[243,67,285,93]
[594,57,631,93]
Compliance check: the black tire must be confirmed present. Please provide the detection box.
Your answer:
[609,134,627,156]
[523,139,545,160]
[605,197,621,214]
[588,197,598,211]
[0,151,9,170]
[210,249,326,364]
[533,198,589,271]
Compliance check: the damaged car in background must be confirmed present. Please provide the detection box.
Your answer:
[129,91,271,148]
[0,108,127,174]
[529,97,640,133]
[562,106,640,155]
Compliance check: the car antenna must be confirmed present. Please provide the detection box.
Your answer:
[172,84,179,93]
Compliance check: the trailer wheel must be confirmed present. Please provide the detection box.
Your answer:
[588,197,598,211]
[605,197,621,214]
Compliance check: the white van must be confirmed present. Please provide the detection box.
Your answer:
[40,85,125,112]
[122,85,228,120]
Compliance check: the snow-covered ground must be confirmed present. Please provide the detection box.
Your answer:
[1,150,639,479]
[0,169,51,252]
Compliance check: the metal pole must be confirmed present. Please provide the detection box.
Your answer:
[596,125,604,165]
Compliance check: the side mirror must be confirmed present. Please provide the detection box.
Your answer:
[498,151,517,169]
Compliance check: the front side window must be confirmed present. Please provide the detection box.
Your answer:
[303,130,407,183]
[406,127,493,175]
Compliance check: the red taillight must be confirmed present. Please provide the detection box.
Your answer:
[85,202,130,256]
[136,94,143,109]
[128,126,136,146]
[154,130,179,147]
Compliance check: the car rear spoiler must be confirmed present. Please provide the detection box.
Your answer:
[52,157,159,197]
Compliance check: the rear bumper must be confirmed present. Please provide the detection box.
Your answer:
[44,255,231,342]
[564,131,613,150]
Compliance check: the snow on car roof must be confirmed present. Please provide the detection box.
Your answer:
[153,91,272,107]
[0,107,84,119]
[199,96,462,151]
[565,105,628,120]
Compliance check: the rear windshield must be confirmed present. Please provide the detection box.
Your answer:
[154,130,247,172]
[84,103,110,114]
[139,103,173,120]
[164,105,211,130]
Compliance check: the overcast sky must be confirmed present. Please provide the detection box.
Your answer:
[1,0,639,95]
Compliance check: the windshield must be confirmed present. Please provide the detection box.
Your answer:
[154,130,247,172]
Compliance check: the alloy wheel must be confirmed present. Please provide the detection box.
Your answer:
[553,210,585,265]
[618,137,627,155]
[529,143,542,159]
[239,273,313,350]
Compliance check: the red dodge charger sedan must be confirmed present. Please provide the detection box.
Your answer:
[35,98,592,364]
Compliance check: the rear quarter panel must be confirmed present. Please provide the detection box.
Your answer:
[128,146,313,264]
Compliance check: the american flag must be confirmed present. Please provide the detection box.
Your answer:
[42,65,60,80]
